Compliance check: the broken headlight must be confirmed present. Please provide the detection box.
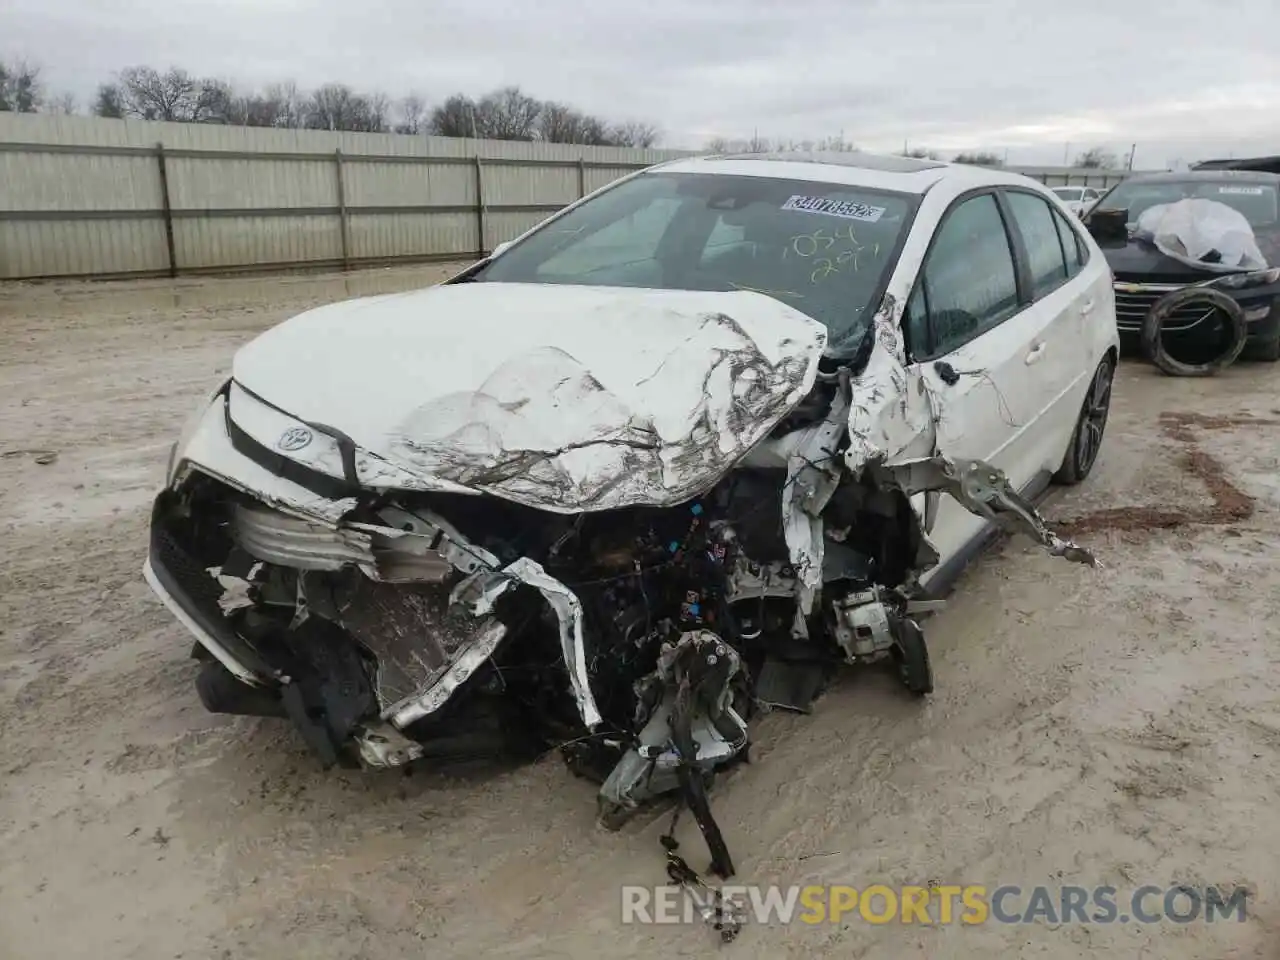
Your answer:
[167,377,231,485]
[1209,266,1280,290]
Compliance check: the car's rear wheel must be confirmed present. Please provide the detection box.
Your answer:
[1054,355,1114,486]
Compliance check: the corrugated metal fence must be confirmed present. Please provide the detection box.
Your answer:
[0,113,1141,281]
[0,113,691,280]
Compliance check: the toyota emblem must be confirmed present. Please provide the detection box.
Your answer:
[277,427,314,452]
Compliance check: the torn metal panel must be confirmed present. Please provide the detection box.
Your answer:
[878,455,1099,567]
[457,557,603,729]
[779,386,850,610]
[844,293,938,476]
[387,620,509,727]
[327,574,505,711]
[229,283,829,513]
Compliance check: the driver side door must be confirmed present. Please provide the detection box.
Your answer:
[902,190,1051,579]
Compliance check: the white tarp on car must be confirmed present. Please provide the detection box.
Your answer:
[1135,198,1268,273]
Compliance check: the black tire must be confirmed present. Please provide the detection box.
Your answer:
[892,618,933,696]
[1141,287,1247,376]
[1241,334,1280,363]
[1054,355,1114,486]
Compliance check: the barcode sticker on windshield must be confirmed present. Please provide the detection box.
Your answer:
[782,195,886,222]
[1217,186,1266,195]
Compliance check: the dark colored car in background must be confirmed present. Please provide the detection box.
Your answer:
[1085,170,1280,362]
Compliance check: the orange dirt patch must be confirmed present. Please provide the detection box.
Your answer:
[1051,410,1275,536]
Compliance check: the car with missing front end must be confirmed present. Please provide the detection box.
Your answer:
[1085,170,1280,373]
[145,151,1116,853]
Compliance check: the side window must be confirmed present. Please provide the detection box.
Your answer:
[918,193,1019,356]
[1052,206,1085,277]
[1006,191,1068,298]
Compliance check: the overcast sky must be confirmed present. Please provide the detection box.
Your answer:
[5,0,1280,167]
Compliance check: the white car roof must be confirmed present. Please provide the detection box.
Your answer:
[652,151,1048,196]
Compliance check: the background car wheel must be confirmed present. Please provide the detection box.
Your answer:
[892,618,933,696]
[1054,355,1114,486]
[1241,334,1280,363]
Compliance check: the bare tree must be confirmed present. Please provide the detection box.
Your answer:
[538,101,588,143]
[223,93,279,127]
[0,59,42,113]
[93,83,125,118]
[44,91,77,115]
[815,135,857,152]
[69,66,660,145]
[305,83,388,133]
[364,92,391,133]
[1074,146,1118,169]
[429,94,479,138]
[706,134,856,154]
[953,151,1003,166]
[117,66,200,121]
[192,79,235,123]
[265,82,304,128]
[609,120,659,148]
[704,136,770,153]
[900,147,940,160]
[473,86,541,141]
[394,93,427,134]
[304,83,352,131]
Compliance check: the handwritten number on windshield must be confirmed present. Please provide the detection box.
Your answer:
[786,223,879,282]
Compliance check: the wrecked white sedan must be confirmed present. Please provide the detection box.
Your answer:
[145,151,1118,841]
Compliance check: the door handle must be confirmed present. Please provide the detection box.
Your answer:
[1025,342,1047,365]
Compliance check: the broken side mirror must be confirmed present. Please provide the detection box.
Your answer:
[933,360,960,385]
[1086,208,1129,244]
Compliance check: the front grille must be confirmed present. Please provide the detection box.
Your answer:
[1113,284,1225,333]
[152,522,229,627]
[148,490,277,681]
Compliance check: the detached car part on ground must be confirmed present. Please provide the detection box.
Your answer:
[1086,171,1280,376]
[146,154,1113,863]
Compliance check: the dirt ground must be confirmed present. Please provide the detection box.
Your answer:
[2,264,1279,960]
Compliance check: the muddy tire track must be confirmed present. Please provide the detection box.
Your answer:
[1052,411,1277,535]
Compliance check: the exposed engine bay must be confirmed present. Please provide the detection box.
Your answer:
[149,369,1096,840]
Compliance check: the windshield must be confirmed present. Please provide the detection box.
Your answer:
[1094,179,1280,227]
[1053,187,1083,201]
[473,172,916,347]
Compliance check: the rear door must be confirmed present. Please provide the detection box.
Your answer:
[997,188,1094,473]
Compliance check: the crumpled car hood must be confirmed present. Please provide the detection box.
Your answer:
[231,282,828,512]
